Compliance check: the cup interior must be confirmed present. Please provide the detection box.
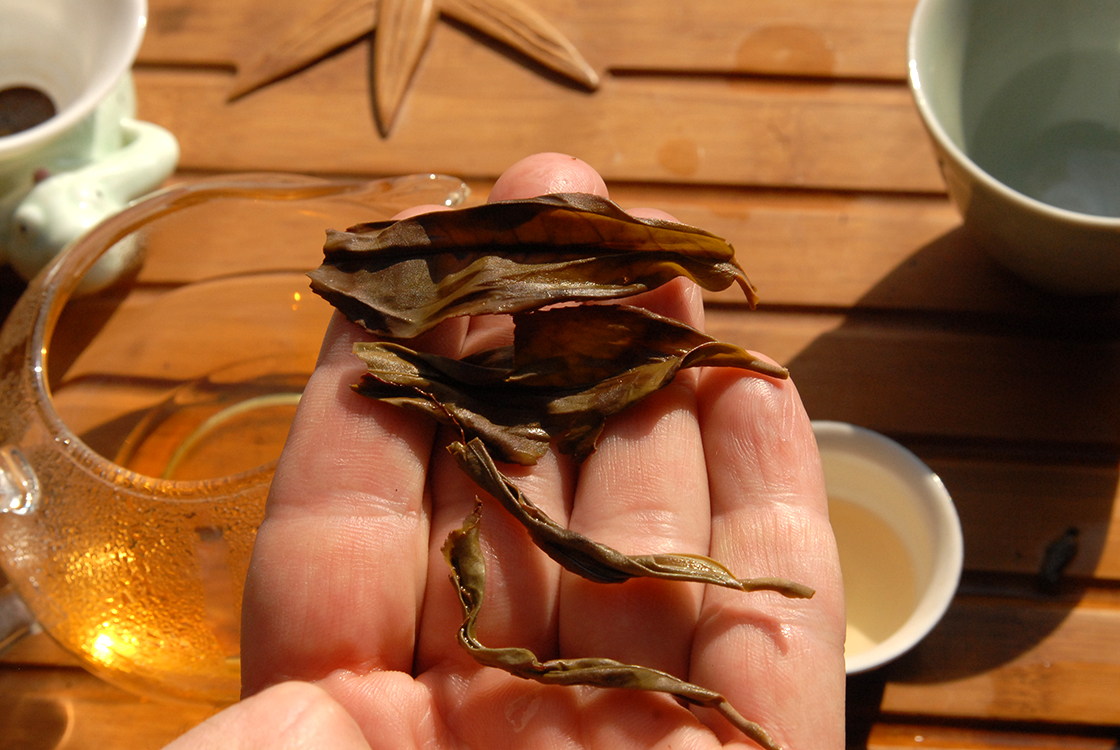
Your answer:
[0,0,145,157]
[910,0,1120,218]
[813,421,963,674]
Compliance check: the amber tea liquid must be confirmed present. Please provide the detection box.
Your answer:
[23,272,329,702]
[829,496,918,658]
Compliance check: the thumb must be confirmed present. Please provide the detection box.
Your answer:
[162,682,370,750]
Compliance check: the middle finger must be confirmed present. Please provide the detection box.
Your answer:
[558,275,712,678]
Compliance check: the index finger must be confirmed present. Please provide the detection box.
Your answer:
[239,310,444,695]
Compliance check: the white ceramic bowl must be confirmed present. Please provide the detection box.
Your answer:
[812,421,963,674]
[908,0,1120,295]
[0,0,146,161]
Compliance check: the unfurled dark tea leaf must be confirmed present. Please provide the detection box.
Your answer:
[442,503,784,750]
[308,192,759,339]
[353,304,788,465]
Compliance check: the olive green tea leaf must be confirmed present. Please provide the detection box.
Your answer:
[353,304,788,465]
[308,192,759,339]
[448,437,814,598]
[442,503,785,750]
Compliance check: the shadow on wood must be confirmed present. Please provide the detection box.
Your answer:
[782,225,1120,695]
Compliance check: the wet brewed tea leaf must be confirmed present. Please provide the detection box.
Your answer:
[314,192,813,747]
[308,192,759,339]
[443,503,784,750]
[353,304,789,465]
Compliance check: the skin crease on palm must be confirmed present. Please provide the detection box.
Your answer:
[162,153,846,750]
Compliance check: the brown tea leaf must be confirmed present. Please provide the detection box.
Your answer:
[442,503,785,750]
[317,191,813,749]
[308,193,759,339]
[353,304,787,465]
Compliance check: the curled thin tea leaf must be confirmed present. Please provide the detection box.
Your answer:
[309,192,759,339]
[354,304,788,465]
[449,437,813,597]
[442,503,785,750]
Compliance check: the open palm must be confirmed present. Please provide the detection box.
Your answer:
[170,153,845,750]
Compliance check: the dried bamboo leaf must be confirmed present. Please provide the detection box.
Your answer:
[442,503,785,750]
[353,304,788,465]
[442,0,599,89]
[228,0,375,101]
[447,437,814,598]
[309,193,759,339]
[374,0,439,135]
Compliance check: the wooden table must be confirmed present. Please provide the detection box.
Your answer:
[3,0,1120,747]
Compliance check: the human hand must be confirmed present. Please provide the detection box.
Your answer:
[169,152,845,750]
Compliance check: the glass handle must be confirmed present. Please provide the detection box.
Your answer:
[1,446,38,515]
[0,445,39,651]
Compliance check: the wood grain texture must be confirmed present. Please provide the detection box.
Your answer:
[602,184,1120,321]
[140,0,916,80]
[0,667,217,750]
[133,30,941,191]
[867,722,1120,749]
[704,309,1120,450]
[881,588,1120,725]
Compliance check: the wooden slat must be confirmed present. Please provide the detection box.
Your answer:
[133,29,941,192]
[696,310,1120,580]
[603,184,1120,321]
[140,0,917,80]
[127,176,1117,324]
[881,588,1120,726]
[1,631,80,668]
[867,722,1119,749]
[0,667,215,750]
[927,457,1120,581]
[704,309,1120,451]
[702,307,1120,579]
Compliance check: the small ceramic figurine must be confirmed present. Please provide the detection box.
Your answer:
[0,76,179,289]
